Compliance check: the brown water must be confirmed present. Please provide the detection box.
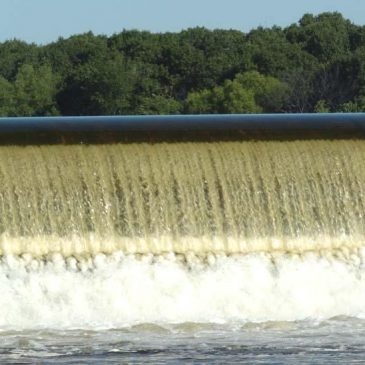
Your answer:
[0,140,364,256]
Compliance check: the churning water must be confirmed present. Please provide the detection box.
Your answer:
[0,140,365,363]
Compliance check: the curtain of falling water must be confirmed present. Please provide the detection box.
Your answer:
[0,140,364,256]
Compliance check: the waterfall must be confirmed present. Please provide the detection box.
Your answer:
[0,139,363,257]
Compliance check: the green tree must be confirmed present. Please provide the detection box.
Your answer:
[0,12,363,116]
[280,67,317,112]
[185,71,288,114]
[337,95,365,112]
[235,71,289,112]
[13,64,59,116]
[57,54,140,115]
[41,32,109,78]
[0,40,39,80]
[219,81,260,113]
[136,95,181,115]
[286,12,353,64]
[185,89,213,113]
[0,76,15,116]
[314,99,330,112]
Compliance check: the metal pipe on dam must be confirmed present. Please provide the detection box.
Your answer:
[0,113,364,143]
[0,113,364,257]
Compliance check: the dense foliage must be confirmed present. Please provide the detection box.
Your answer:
[0,12,365,116]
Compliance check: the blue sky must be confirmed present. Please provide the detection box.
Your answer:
[1,0,364,44]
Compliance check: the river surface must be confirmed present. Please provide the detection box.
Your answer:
[1,318,365,364]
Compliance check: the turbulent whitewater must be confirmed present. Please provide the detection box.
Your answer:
[1,250,365,330]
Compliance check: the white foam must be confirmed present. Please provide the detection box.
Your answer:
[1,250,365,330]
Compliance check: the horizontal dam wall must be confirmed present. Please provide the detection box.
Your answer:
[0,113,364,144]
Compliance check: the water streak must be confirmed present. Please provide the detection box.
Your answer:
[0,140,364,256]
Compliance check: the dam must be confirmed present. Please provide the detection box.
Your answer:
[1,113,365,363]
[0,113,364,257]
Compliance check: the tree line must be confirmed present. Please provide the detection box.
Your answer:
[0,12,365,116]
